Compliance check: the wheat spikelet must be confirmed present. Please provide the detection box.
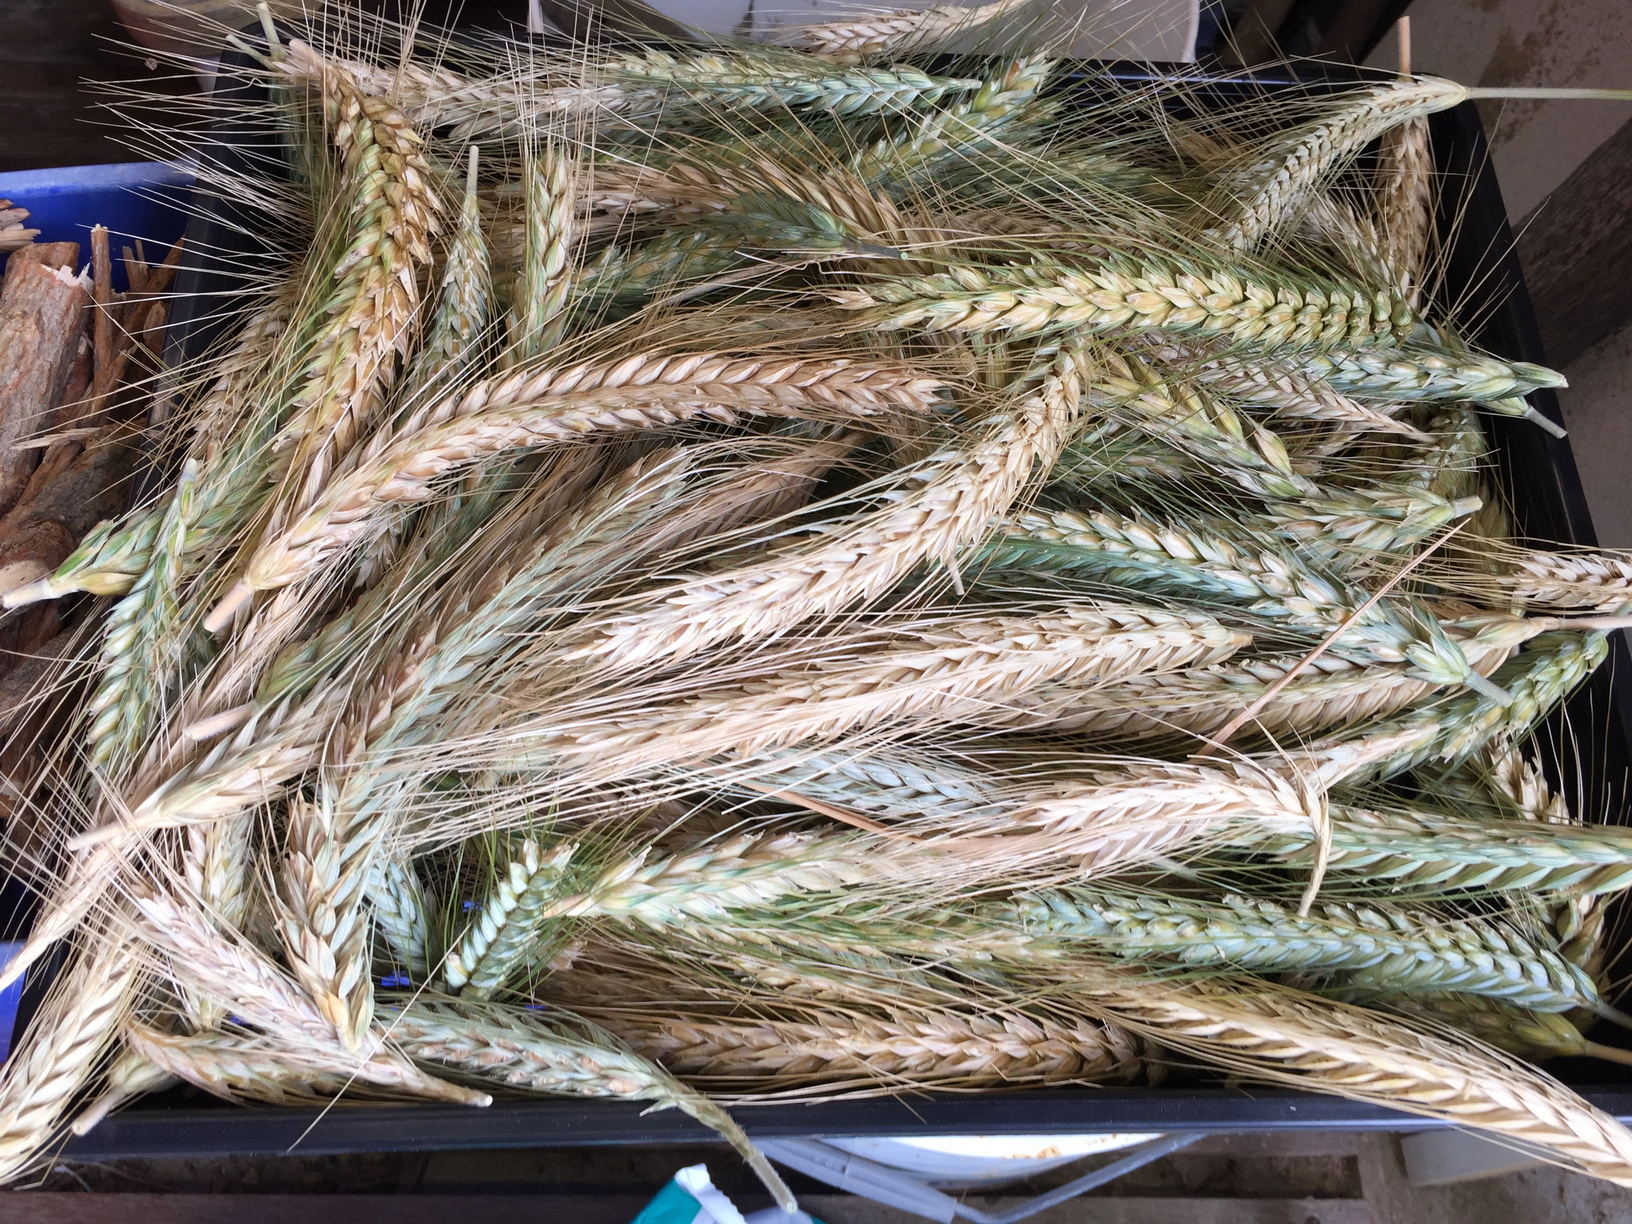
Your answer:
[445,840,576,996]
[778,0,1031,61]
[70,1049,176,1136]
[380,996,797,1211]
[834,259,1414,349]
[1202,78,1468,251]
[1016,890,1597,1012]
[1062,971,1632,1184]
[227,354,941,603]
[564,343,1086,675]
[0,939,137,1180]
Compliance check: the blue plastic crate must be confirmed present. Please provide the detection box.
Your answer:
[0,162,193,291]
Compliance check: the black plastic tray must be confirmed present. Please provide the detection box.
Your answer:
[51,57,1632,1158]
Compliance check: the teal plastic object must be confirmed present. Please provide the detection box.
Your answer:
[0,162,193,291]
[631,1164,819,1224]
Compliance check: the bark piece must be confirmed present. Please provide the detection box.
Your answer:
[0,424,137,598]
[0,248,90,518]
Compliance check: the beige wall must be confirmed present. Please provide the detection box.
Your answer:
[1364,0,1632,219]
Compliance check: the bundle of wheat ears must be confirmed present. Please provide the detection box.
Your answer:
[9,0,1632,1199]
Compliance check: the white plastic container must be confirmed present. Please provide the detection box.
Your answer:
[822,1132,1166,1188]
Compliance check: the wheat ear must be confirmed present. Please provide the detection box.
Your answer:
[1192,352,1429,440]
[531,606,1247,776]
[607,1005,1142,1090]
[263,41,442,519]
[1203,78,1468,251]
[993,504,1478,686]
[1304,344,1564,403]
[381,996,798,1212]
[369,856,435,978]
[606,49,977,118]
[1016,890,1597,1012]
[778,0,1031,61]
[853,55,1054,186]
[1259,804,1632,897]
[121,1024,375,1105]
[503,144,577,366]
[1378,113,1434,305]
[833,259,1413,349]
[218,354,941,609]
[0,939,137,1180]
[1091,351,1318,500]
[1278,631,1607,789]
[130,885,489,1105]
[565,343,1085,675]
[401,143,492,398]
[1062,971,1632,1185]
[445,840,576,997]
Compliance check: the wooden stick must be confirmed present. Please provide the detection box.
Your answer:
[1397,15,1412,78]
